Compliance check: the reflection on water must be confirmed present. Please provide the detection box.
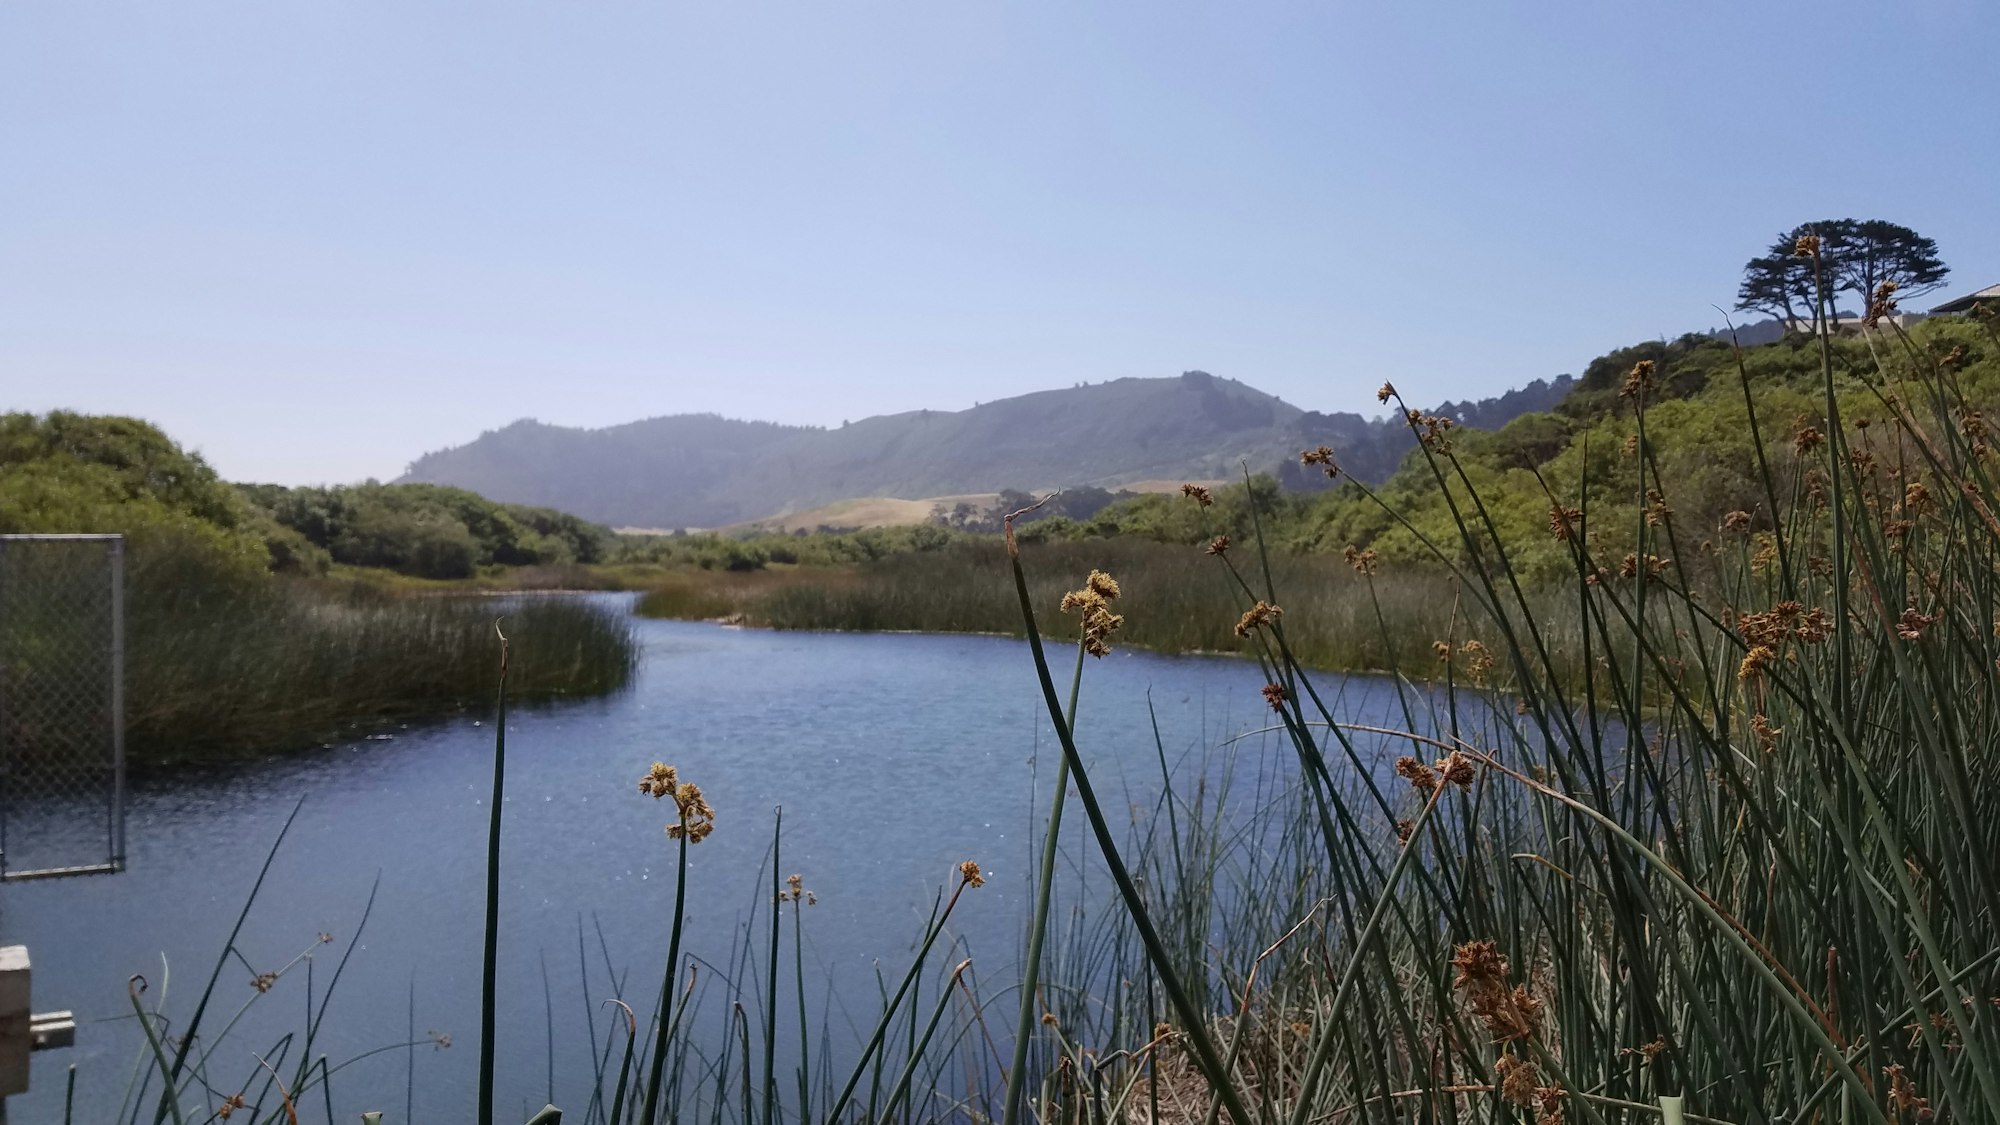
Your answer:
[1,601,1449,1120]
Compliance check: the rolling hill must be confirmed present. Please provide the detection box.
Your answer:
[399,370,1572,529]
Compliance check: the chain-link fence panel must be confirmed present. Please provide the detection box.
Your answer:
[0,535,125,879]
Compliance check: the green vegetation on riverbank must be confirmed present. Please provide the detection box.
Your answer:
[1,412,638,764]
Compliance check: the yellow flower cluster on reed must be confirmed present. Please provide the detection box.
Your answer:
[1405,409,1457,450]
[639,762,716,843]
[1299,444,1339,479]
[1059,569,1124,657]
[1865,279,1901,327]
[1736,601,1831,652]
[1234,600,1282,638]
[1618,359,1655,400]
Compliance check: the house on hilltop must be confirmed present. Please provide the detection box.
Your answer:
[1932,283,2000,316]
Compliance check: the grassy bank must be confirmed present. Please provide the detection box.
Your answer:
[634,538,1582,683]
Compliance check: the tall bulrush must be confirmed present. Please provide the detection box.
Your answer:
[634,760,712,1125]
[1002,562,1120,1125]
[987,261,2000,1122]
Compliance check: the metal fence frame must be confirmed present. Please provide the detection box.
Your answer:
[0,534,125,881]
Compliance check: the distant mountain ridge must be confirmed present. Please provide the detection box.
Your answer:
[399,371,1574,529]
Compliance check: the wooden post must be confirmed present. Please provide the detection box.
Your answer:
[0,946,76,1121]
[0,946,29,1100]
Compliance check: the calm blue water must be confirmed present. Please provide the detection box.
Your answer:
[0,602,1441,1122]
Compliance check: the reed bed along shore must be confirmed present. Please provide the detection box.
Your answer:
[110,555,639,764]
[635,539,1569,682]
[113,286,2000,1123]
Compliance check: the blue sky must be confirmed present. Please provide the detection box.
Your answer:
[3,2,1995,485]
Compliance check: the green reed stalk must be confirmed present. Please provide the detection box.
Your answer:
[607,1001,638,1125]
[763,809,782,1125]
[128,979,187,1125]
[1000,639,1087,1125]
[825,875,978,1123]
[792,887,812,1125]
[478,624,510,1125]
[147,800,302,1125]
[882,960,974,1122]
[639,811,692,1124]
[1001,516,1254,1125]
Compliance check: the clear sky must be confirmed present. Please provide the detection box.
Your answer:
[3,2,1995,485]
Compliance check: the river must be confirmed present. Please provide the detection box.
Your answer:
[1,598,1444,1122]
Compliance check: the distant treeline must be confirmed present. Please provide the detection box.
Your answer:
[627,317,2000,591]
[239,482,615,580]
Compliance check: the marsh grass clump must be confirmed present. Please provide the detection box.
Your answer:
[118,568,638,764]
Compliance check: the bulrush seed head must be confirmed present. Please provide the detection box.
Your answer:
[1458,640,1495,684]
[1206,535,1231,556]
[641,763,716,843]
[1234,600,1283,638]
[1085,569,1120,600]
[778,873,816,904]
[1436,750,1477,789]
[1619,359,1656,400]
[639,761,677,798]
[1548,505,1583,541]
[1179,483,1214,507]
[1061,571,1124,657]
[959,860,986,888]
[1260,682,1288,711]
[1451,939,1542,1042]
[1395,756,1439,795]
[1897,608,1936,641]
[1299,445,1340,478]
[1493,1053,1539,1107]
[1884,1064,1932,1121]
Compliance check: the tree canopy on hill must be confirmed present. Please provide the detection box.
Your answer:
[238,482,614,580]
[1736,218,1948,330]
[1,411,280,576]
[2,412,617,582]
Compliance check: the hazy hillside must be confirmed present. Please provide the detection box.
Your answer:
[400,370,1573,529]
